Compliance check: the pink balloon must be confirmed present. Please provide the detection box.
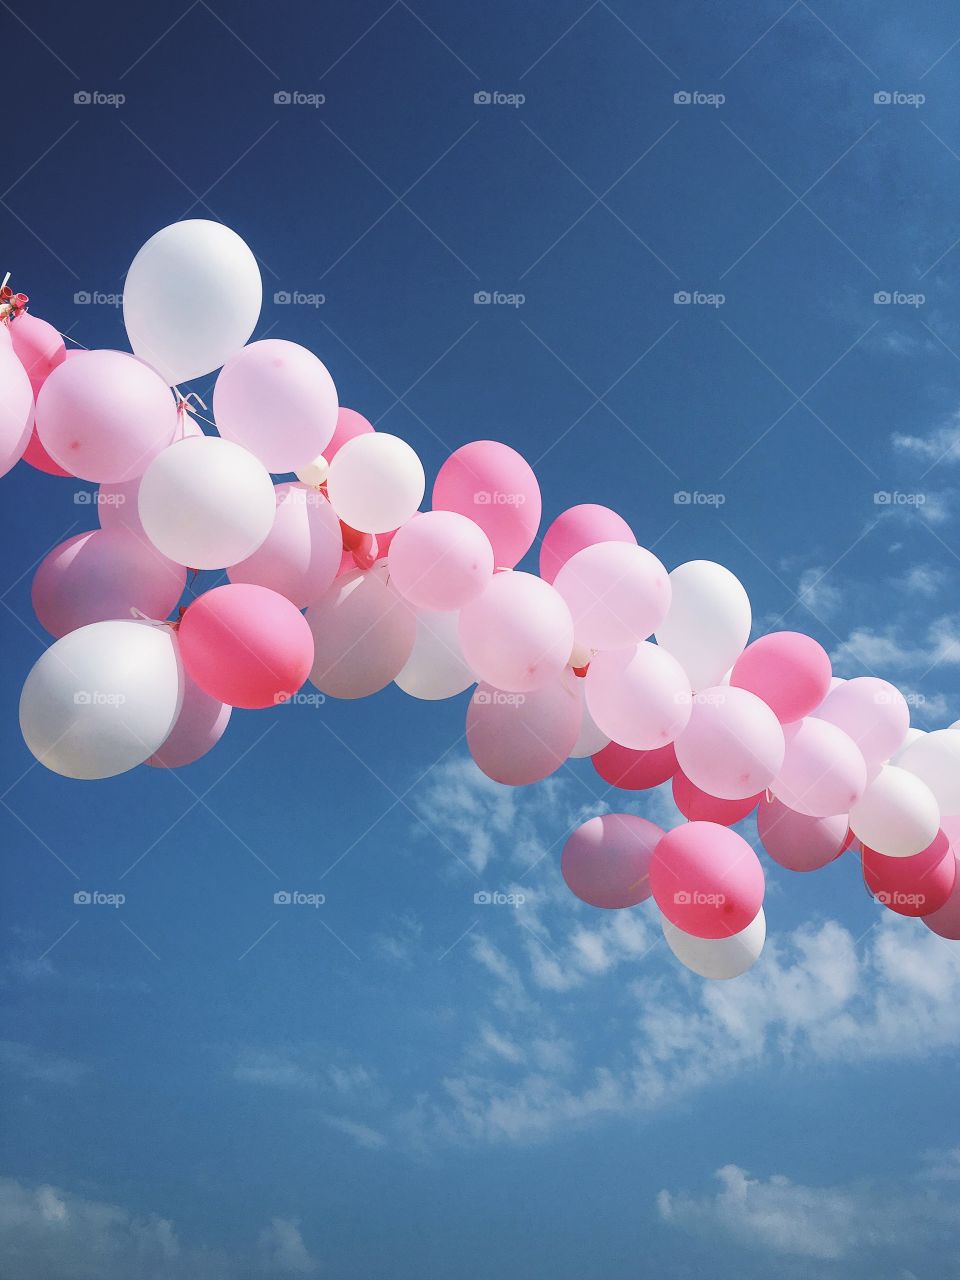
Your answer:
[21,427,72,476]
[921,819,960,938]
[324,406,374,461]
[730,631,832,723]
[458,571,573,693]
[9,312,65,397]
[147,671,230,768]
[592,739,679,790]
[32,528,186,638]
[756,796,849,872]
[432,440,541,568]
[862,829,956,917]
[388,510,494,611]
[585,642,692,750]
[539,503,636,585]
[307,567,416,699]
[228,483,342,608]
[178,584,314,709]
[0,346,34,478]
[676,686,785,800]
[813,676,910,767]
[466,675,581,785]
[562,813,663,908]
[98,477,148,537]
[672,772,760,825]
[770,717,867,817]
[36,350,178,482]
[553,541,671,650]
[651,822,765,939]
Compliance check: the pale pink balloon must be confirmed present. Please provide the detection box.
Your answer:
[756,796,850,872]
[650,821,765,939]
[432,440,541,568]
[387,510,494,611]
[591,739,679,790]
[458,571,573,693]
[36,349,178,482]
[466,674,581,785]
[0,346,34,478]
[922,818,960,939]
[213,338,338,472]
[562,812,663,908]
[730,631,832,723]
[147,671,230,768]
[21,427,72,476]
[676,686,785,801]
[32,528,186,638]
[813,676,910,767]
[770,717,867,817]
[307,567,416,699]
[539,504,636,585]
[228,483,342,608]
[585,642,692,751]
[862,830,956,917]
[553,541,671,650]
[9,312,65,397]
[98,477,147,536]
[672,772,760,825]
[324,406,374,460]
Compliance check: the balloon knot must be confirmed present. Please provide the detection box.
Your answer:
[572,664,589,678]
[0,283,28,322]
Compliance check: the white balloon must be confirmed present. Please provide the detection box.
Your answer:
[19,620,183,779]
[569,681,610,758]
[662,908,766,980]
[123,220,262,386]
[898,729,960,816]
[849,764,940,858]
[138,436,275,570]
[326,433,425,533]
[892,726,926,763]
[655,560,751,691]
[395,610,476,700]
[296,454,329,487]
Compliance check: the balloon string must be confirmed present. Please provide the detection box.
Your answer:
[129,606,180,631]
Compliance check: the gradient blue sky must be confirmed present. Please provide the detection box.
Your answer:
[2,2,960,1276]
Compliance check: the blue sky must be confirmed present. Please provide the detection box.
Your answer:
[2,1,960,1275]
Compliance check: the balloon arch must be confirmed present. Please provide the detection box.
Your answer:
[2,221,959,982]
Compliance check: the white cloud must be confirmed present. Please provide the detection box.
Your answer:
[257,1218,320,1275]
[0,1040,87,1086]
[893,416,960,465]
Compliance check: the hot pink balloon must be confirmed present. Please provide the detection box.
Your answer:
[228,483,342,608]
[466,675,580,785]
[770,717,867,817]
[178,584,314,709]
[651,821,765,939]
[147,671,231,768]
[672,772,760,825]
[585,642,692,751]
[813,676,910,767]
[21,428,71,476]
[432,440,541,568]
[553,541,671,650]
[458,571,573,693]
[0,346,34,478]
[539,503,636,585]
[36,349,178,482]
[756,796,850,872]
[388,510,494,611]
[324,406,374,460]
[32,528,186,638]
[862,829,956,917]
[562,813,663,908]
[591,740,679,790]
[307,567,416,699]
[9,312,65,397]
[730,631,832,723]
[675,686,785,800]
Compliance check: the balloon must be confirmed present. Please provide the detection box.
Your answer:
[227,483,342,608]
[540,503,636,584]
[123,219,261,385]
[655,560,751,690]
[138,436,275,569]
[849,765,940,858]
[20,343,77,475]
[98,477,147,537]
[388,511,494,611]
[308,567,416,699]
[8,312,65,396]
[466,674,581,785]
[395,609,475,700]
[650,822,765,939]
[178,584,313,709]
[32,529,186,638]
[326,432,424,534]
[770,717,867,817]
[591,739,678,789]
[862,829,956,917]
[569,683,610,759]
[36,350,177,482]
[585,642,692,750]
[553,541,671,650]
[672,772,760,825]
[321,406,374,461]
[892,726,926,763]
[813,676,910,767]
[19,619,183,779]
[0,345,34,478]
[458,571,573,693]
[921,820,960,939]
[147,670,230,768]
[213,339,338,472]
[897,730,960,816]
[756,796,850,872]
[432,440,541,568]
[730,631,832,723]
[675,686,785,800]
[561,813,663,908]
[662,908,766,979]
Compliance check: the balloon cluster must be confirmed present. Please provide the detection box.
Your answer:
[3,219,960,981]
